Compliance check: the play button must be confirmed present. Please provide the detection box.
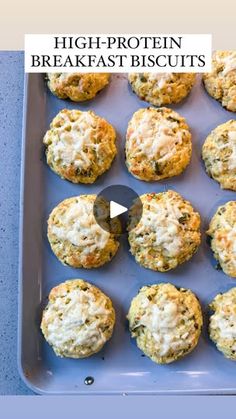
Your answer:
[110,201,128,218]
[93,185,143,234]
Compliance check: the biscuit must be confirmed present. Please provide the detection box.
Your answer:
[128,190,201,272]
[125,107,192,181]
[207,201,236,277]
[47,73,110,101]
[127,283,203,364]
[203,51,236,112]
[209,287,236,360]
[128,73,196,106]
[202,119,236,191]
[43,109,116,184]
[47,195,120,268]
[41,279,115,358]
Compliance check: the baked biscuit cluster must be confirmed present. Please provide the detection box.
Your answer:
[40,60,236,363]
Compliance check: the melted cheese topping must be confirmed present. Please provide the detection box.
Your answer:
[136,289,191,356]
[44,287,110,352]
[220,52,236,75]
[211,312,236,342]
[147,73,174,89]
[127,110,185,163]
[210,290,236,347]
[50,197,110,253]
[45,111,102,169]
[134,195,183,261]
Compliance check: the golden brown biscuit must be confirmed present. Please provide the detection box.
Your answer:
[43,109,116,184]
[41,279,115,358]
[127,283,203,364]
[47,195,120,268]
[202,120,236,191]
[209,287,236,360]
[203,51,236,112]
[47,73,110,101]
[128,190,201,272]
[207,201,236,277]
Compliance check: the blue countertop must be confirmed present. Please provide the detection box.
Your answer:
[0,51,33,394]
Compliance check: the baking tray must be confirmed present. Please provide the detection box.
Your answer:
[18,73,236,395]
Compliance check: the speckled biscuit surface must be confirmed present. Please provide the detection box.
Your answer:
[47,73,110,101]
[128,73,196,106]
[41,279,115,358]
[207,201,236,277]
[127,283,203,364]
[202,120,236,191]
[203,51,236,112]
[125,107,192,181]
[209,288,236,360]
[128,190,201,272]
[43,109,117,184]
[47,195,120,269]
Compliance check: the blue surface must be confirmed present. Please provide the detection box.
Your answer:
[2,395,236,419]
[0,52,33,394]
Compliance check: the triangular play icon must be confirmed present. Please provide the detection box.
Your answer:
[110,200,128,219]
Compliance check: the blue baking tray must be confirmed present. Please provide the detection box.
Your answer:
[18,73,236,394]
